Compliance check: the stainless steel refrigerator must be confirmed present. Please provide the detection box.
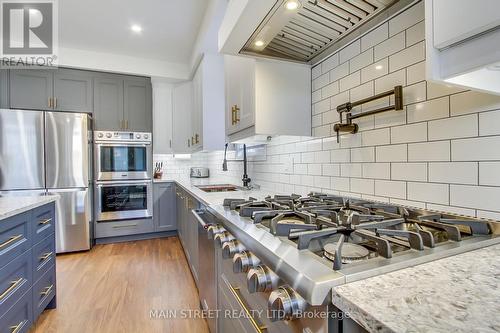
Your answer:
[0,109,92,253]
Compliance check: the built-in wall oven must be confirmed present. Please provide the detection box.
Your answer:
[94,131,153,222]
[94,131,152,181]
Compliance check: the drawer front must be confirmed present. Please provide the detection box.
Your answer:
[31,203,55,245]
[0,251,32,317]
[0,212,31,269]
[0,289,32,333]
[32,265,55,320]
[95,218,154,238]
[32,235,55,283]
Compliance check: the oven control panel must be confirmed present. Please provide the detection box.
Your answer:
[95,131,151,143]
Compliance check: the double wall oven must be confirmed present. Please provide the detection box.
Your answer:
[94,131,153,222]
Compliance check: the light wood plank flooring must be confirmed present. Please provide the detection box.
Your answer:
[30,237,209,333]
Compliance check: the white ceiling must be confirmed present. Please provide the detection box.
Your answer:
[59,0,209,64]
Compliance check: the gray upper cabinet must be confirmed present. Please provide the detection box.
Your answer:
[53,69,93,112]
[0,70,9,108]
[153,183,177,232]
[9,69,53,110]
[93,76,124,130]
[124,77,152,132]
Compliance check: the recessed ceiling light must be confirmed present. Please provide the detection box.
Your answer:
[284,0,300,11]
[375,65,383,70]
[255,40,265,47]
[131,24,142,33]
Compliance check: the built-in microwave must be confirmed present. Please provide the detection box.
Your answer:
[94,131,152,181]
[95,180,152,222]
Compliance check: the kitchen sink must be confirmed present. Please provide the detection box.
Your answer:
[195,184,239,193]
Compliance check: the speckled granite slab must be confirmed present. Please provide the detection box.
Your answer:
[332,244,500,333]
[0,195,58,221]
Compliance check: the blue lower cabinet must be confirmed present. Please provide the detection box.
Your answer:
[0,212,31,270]
[0,251,32,317]
[31,203,55,245]
[32,265,56,320]
[32,235,55,283]
[0,289,32,333]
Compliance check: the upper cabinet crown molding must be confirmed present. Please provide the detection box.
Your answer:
[425,0,500,95]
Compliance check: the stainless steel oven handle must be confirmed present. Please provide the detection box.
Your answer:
[96,180,152,186]
[191,209,208,228]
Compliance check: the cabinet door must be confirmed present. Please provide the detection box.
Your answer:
[93,76,124,131]
[0,69,9,108]
[124,77,152,132]
[153,183,177,232]
[172,81,193,153]
[53,69,93,113]
[9,69,53,110]
[187,198,199,285]
[192,65,203,149]
[224,55,255,135]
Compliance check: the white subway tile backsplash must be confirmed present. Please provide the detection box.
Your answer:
[350,49,373,73]
[294,164,307,175]
[390,198,426,209]
[340,133,362,149]
[406,61,426,85]
[403,81,427,105]
[331,177,350,192]
[452,137,500,161]
[330,91,350,110]
[363,163,390,179]
[341,164,362,177]
[428,114,478,140]
[351,147,375,162]
[314,151,331,163]
[351,178,375,195]
[322,137,340,150]
[361,58,389,83]
[479,162,500,186]
[389,41,425,72]
[406,21,425,46]
[314,176,330,188]
[391,122,427,144]
[376,144,407,162]
[339,71,361,92]
[388,1,424,36]
[323,164,340,177]
[321,53,339,73]
[339,40,361,63]
[308,164,322,176]
[374,109,406,128]
[391,163,427,181]
[331,149,351,163]
[451,91,500,116]
[313,125,331,137]
[313,73,330,91]
[330,62,350,81]
[408,182,449,205]
[362,128,390,146]
[312,90,322,103]
[313,98,330,115]
[479,110,500,136]
[428,162,478,185]
[312,65,322,79]
[407,97,449,123]
[375,180,406,198]
[312,114,322,127]
[374,32,405,62]
[350,81,374,102]
[425,204,476,217]
[408,141,450,162]
[322,110,337,124]
[450,185,500,212]
[361,23,388,51]
[321,81,339,99]
[374,69,406,94]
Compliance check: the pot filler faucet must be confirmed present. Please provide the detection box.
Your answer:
[222,143,252,188]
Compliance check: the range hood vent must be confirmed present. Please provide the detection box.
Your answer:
[241,0,397,63]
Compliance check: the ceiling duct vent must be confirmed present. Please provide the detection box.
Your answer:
[241,0,397,63]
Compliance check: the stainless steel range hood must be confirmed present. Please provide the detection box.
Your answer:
[219,0,418,64]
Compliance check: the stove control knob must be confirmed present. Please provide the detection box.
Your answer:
[233,251,260,273]
[106,132,112,138]
[214,231,235,248]
[222,240,246,259]
[268,286,306,322]
[247,265,278,293]
[207,225,225,239]
[144,134,149,139]
[97,132,104,138]
[135,134,141,139]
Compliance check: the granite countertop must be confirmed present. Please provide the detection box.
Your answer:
[332,244,500,333]
[0,195,59,221]
[154,176,270,206]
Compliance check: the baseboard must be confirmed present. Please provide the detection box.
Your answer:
[95,231,178,245]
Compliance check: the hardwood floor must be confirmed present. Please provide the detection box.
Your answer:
[30,237,209,333]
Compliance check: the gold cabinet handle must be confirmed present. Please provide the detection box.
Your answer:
[231,105,236,125]
[40,284,54,296]
[54,97,57,108]
[228,283,267,333]
[0,235,22,249]
[39,251,53,261]
[125,120,129,129]
[0,278,23,300]
[9,320,25,333]
[195,133,199,144]
[48,97,51,108]
[234,105,240,123]
[38,218,52,225]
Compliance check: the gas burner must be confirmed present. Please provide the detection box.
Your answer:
[270,211,316,236]
[324,242,370,264]
[223,197,256,210]
[239,201,275,217]
[265,194,301,202]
